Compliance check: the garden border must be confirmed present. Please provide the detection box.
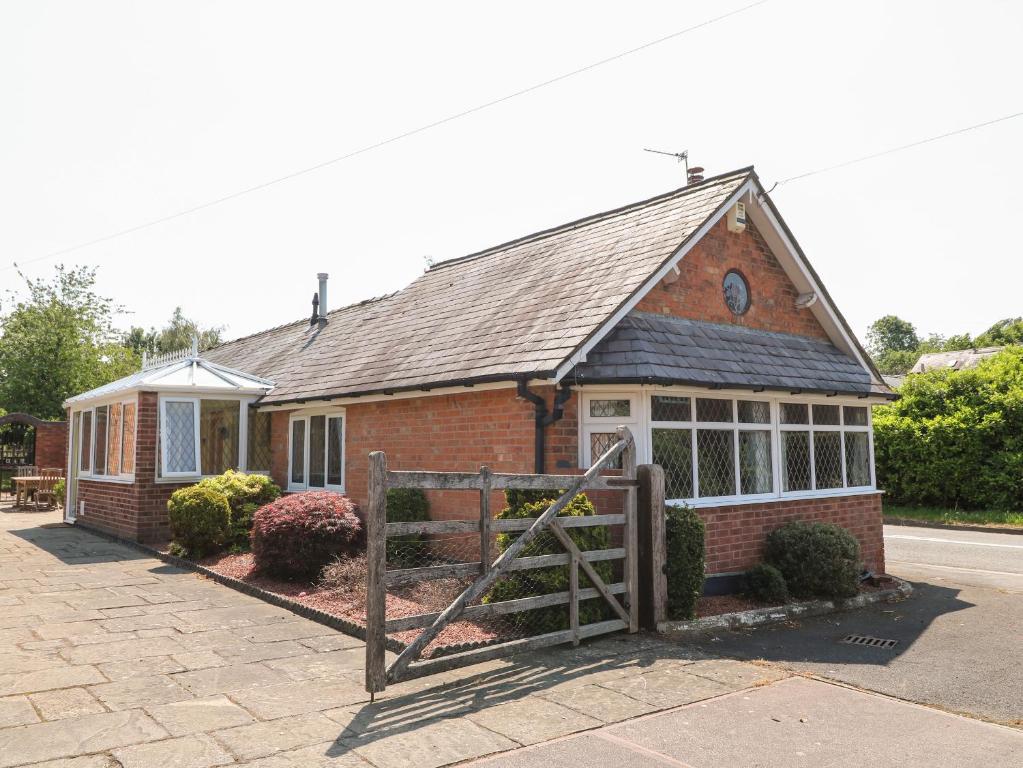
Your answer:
[884,517,1023,536]
[71,519,406,653]
[656,577,913,635]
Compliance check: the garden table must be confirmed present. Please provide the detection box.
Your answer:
[13,476,43,508]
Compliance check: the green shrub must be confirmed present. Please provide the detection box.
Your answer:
[765,521,860,599]
[874,347,1023,511]
[167,486,231,558]
[484,492,611,631]
[746,563,789,604]
[385,488,430,566]
[197,470,280,545]
[664,504,706,620]
[53,478,66,505]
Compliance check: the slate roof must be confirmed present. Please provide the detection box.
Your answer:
[203,169,753,404]
[571,312,890,397]
[910,346,1005,373]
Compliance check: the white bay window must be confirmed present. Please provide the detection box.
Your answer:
[74,398,137,481]
[288,411,345,492]
[581,390,875,506]
[158,396,266,480]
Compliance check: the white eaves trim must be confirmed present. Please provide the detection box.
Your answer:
[554,179,755,383]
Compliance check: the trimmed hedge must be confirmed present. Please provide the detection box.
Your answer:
[385,487,430,566]
[167,486,231,558]
[746,562,789,604]
[764,521,860,599]
[197,470,281,546]
[251,492,362,581]
[484,492,610,631]
[664,504,705,620]
[874,347,1023,511]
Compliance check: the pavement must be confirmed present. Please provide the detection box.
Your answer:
[2,505,1021,767]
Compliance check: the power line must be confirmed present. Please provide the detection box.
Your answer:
[7,0,771,272]
[775,110,1023,186]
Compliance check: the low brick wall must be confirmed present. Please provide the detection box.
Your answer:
[34,422,68,472]
[698,492,885,576]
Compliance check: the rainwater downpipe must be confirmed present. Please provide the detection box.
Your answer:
[517,379,573,474]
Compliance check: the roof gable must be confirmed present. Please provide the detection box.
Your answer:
[204,169,753,404]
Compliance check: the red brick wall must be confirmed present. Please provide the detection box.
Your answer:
[635,217,829,341]
[76,392,189,543]
[698,493,885,575]
[34,422,67,471]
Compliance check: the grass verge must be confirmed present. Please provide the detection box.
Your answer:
[884,504,1023,529]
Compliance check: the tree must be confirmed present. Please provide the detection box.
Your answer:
[867,315,920,356]
[974,318,1023,348]
[0,266,139,419]
[155,307,223,353]
[122,308,223,358]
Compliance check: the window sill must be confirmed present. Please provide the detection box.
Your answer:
[286,485,346,494]
[670,488,883,508]
[79,475,135,485]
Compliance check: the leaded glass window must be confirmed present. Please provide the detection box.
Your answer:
[739,430,773,494]
[590,432,622,469]
[812,404,840,426]
[781,403,809,424]
[163,400,197,475]
[247,407,272,473]
[651,396,691,422]
[697,429,735,497]
[290,420,305,485]
[781,431,811,492]
[652,428,693,499]
[94,406,108,476]
[106,402,122,476]
[813,432,843,488]
[844,406,868,427]
[200,400,240,476]
[309,415,326,488]
[80,411,92,472]
[121,403,136,474]
[696,398,733,423]
[845,431,871,487]
[327,416,344,487]
[589,399,631,418]
[738,400,771,424]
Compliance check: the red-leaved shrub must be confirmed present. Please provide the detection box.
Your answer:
[251,492,363,581]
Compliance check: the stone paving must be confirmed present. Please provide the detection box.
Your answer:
[0,506,788,767]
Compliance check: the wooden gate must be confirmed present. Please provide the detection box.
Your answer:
[364,426,640,694]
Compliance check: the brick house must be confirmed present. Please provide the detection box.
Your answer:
[63,167,894,587]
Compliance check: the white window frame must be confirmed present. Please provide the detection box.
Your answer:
[578,384,877,507]
[74,396,139,483]
[159,397,202,479]
[287,408,346,493]
[579,393,640,466]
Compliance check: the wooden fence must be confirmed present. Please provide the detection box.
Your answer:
[364,426,662,695]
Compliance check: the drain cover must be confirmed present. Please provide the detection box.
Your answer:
[841,634,899,649]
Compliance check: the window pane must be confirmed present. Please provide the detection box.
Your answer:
[121,403,136,474]
[812,404,840,425]
[590,432,622,469]
[696,398,733,423]
[652,428,693,499]
[814,432,843,489]
[290,420,305,485]
[200,400,240,475]
[589,399,630,418]
[94,406,108,475]
[845,432,871,487]
[739,431,773,494]
[781,403,808,425]
[651,396,691,422]
[844,406,868,427]
[697,429,735,497]
[327,416,343,487]
[80,412,92,472]
[163,401,196,474]
[309,415,326,488]
[106,403,122,475]
[738,400,771,424]
[247,408,272,472]
[781,431,811,491]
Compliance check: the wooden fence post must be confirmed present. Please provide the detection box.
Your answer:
[365,451,388,696]
[619,426,639,633]
[479,465,492,574]
[636,464,667,631]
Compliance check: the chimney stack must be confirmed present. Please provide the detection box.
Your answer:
[317,273,328,323]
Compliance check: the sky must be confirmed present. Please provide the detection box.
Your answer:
[2,0,1021,347]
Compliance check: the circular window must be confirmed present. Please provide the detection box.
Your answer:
[722,270,750,315]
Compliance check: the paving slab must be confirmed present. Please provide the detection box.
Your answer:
[212,712,343,760]
[0,709,168,767]
[0,694,40,727]
[29,686,107,720]
[467,697,602,746]
[88,673,193,710]
[112,733,234,768]
[341,715,519,768]
[147,693,255,736]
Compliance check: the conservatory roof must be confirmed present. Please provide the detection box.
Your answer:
[63,356,274,407]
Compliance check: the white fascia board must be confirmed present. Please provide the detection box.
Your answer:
[254,378,534,412]
[553,179,755,383]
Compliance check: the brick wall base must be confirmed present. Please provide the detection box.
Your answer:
[697,492,885,576]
